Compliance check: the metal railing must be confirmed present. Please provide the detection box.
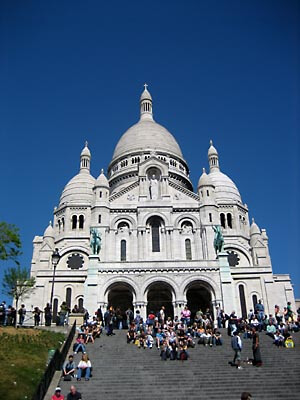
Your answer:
[31,320,76,400]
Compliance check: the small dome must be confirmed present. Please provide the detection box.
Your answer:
[208,140,218,156]
[112,119,183,161]
[198,168,214,188]
[209,170,241,202]
[250,218,261,235]
[95,169,109,188]
[81,141,91,157]
[44,221,54,238]
[59,172,95,206]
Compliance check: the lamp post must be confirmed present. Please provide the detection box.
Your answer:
[50,248,61,311]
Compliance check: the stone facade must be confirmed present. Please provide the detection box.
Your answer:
[27,86,296,321]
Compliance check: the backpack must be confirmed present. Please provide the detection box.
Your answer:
[285,339,294,348]
[180,351,188,360]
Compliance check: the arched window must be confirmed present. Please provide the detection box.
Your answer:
[66,288,72,309]
[78,298,84,312]
[252,294,258,310]
[52,299,58,322]
[121,240,126,261]
[79,215,84,229]
[147,216,162,252]
[220,213,226,228]
[185,239,192,260]
[58,220,61,232]
[72,215,77,230]
[62,217,65,231]
[227,213,232,229]
[239,285,247,319]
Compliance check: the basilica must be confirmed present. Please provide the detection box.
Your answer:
[28,86,295,321]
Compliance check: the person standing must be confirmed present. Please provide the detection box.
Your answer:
[251,327,262,367]
[33,307,41,326]
[231,330,243,369]
[44,303,52,326]
[18,304,26,326]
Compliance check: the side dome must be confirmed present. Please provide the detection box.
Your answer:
[112,119,183,161]
[59,173,96,206]
[198,168,214,189]
[209,170,241,202]
[43,221,54,238]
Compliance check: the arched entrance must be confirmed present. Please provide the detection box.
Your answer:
[146,282,174,318]
[107,282,134,314]
[185,281,214,320]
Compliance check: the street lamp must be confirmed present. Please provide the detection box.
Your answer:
[50,248,61,311]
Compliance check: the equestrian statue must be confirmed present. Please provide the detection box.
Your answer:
[90,227,101,255]
[213,225,225,255]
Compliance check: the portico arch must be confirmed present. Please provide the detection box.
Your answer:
[105,282,135,315]
[184,280,215,320]
[145,281,175,319]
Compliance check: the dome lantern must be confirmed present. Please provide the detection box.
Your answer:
[140,83,153,121]
[208,140,220,172]
[80,141,91,173]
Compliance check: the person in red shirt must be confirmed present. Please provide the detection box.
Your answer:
[52,387,64,400]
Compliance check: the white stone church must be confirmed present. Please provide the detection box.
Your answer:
[28,86,295,321]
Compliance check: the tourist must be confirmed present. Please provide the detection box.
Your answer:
[251,327,262,367]
[125,307,134,328]
[96,306,103,322]
[159,306,166,324]
[181,306,191,326]
[67,386,82,400]
[52,387,64,400]
[76,354,92,381]
[33,306,41,326]
[266,321,276,339]
[44,303,52,326]
[74,334,86,354]
[18,304,26,326]
[231,330,243,369]
[63,355,76,378]
[255,299,265,322]
[59,301,69,326]
[273,330,285,347]
[241,393,252,400]
[72,305,80,313]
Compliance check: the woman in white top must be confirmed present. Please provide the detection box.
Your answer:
[77,354,92,381]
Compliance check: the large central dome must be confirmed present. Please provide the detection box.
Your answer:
[111,86,183,162]
[112,119,183,160]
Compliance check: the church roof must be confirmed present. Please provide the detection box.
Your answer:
[59,172,95,206]
[112,86,184,162]
[112,119,183,161]
[209,170,241,202]
[95,169,109,188]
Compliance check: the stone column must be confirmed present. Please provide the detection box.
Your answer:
[218,252,236,314]
[84,255,99,315]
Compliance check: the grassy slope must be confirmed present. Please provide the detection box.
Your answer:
[0,327,65,400]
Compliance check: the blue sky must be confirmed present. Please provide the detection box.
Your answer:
[0,0,299,302]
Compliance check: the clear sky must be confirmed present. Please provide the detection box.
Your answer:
[0,0,299,302]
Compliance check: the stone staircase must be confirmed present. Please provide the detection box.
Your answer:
[57,329,300,400]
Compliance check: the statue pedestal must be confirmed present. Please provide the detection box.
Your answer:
[218,252,236,313]
[83,255,100,315]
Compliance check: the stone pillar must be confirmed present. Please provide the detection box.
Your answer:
[218,252,236,314]
[84,255,99,315]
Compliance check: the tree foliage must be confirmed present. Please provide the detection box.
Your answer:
[0,222,22,261]
[2,265,35,312]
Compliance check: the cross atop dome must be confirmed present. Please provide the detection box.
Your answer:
[144,83,148,90]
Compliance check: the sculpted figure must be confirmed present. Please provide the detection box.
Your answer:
[149,174,159,200]
[213,225,224,254]
[90,227,101,255]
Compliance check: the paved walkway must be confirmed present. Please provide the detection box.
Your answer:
[55,328,300,400]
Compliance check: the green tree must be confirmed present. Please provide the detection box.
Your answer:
[2,265,35,327]
[0,222,22,262]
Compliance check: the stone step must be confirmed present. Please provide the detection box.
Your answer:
[56,328,300,400]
